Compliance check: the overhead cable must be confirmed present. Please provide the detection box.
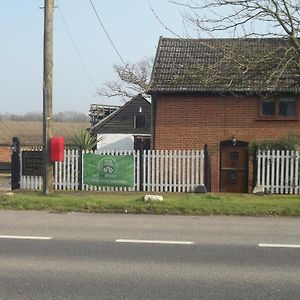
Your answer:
[56,1,98,90]
[89,0,126,66]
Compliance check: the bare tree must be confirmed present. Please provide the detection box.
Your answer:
[170,1,300,41]
[98,57,153,100]
[164,0,300,92]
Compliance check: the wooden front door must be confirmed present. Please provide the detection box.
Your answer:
[220,142,248,193]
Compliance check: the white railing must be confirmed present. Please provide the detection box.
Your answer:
[20,147,42,190]
[142,150,204,192]
[21,149,81,191]
[256,150,300,194]
[54,149,80,191]
[21,149,205,192]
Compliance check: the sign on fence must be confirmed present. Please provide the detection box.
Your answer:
[83,153,134,187]
[22,151,43,176]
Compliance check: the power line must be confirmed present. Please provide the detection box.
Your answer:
[56,0,98,90]
[148,0,181,38]
[88,0,126,66]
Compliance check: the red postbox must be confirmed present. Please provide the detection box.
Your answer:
[50,136,64,162]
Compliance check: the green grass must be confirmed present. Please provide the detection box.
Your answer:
[1,190,300,216]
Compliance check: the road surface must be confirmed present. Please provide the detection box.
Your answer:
[0,211,299,299]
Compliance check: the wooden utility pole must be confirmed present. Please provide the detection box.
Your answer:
[43,0,54,194]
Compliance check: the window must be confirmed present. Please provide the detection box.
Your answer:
[230,152,239,161]
[134,115,146,129]
[261,99,275,116]
[279,97,296,117]
[259,96,297,119]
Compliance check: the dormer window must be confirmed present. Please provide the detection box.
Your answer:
[259,96,297,119]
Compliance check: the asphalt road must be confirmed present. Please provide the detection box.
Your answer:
[0,211,300,299]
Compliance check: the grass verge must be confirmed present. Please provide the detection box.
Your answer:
[0,190,300,216]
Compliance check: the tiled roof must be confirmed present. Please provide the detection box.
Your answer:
[148,37,300,94]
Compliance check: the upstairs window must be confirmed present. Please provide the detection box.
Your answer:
[134,115,147,129]
[259,96,297,119]
[261,99,275,116]
[279,97,296,117]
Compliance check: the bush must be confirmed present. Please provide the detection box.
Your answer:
[249,133,300,157]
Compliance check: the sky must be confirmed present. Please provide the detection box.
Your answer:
[0,0,189,115]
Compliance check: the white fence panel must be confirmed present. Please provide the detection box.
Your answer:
[54,149,80,191]
[21,148,206,193]
[142,150,205,193]
[256,150,300,194]
[21,148,80,191]
[20,147,43,190]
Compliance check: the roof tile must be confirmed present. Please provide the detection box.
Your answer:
[148,37,300,94]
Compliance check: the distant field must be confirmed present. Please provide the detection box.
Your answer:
[0,121,89,145]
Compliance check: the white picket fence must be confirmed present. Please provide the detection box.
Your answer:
[21,149,205,192]
[21,149,81,191]
[54,149,81,191]
[142,150,204,192]
[256,150,300,194]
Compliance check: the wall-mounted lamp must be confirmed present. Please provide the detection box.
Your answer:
[232,133,237,146]
[139,106,142,113]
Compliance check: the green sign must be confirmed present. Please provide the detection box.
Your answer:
[83,153,134,187]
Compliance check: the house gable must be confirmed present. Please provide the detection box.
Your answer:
[90,94,151,135]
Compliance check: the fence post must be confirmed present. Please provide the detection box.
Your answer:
[252,146,259,188]
[256,150,261,187]
[204,144,211,192]
[78,147,83,190]
[11,137,21,190]
[295,151,299,194]
[138,150,143,191]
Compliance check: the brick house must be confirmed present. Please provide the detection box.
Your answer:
[148,37,300,193]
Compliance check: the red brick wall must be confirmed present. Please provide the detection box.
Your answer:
[153,95,300,192]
